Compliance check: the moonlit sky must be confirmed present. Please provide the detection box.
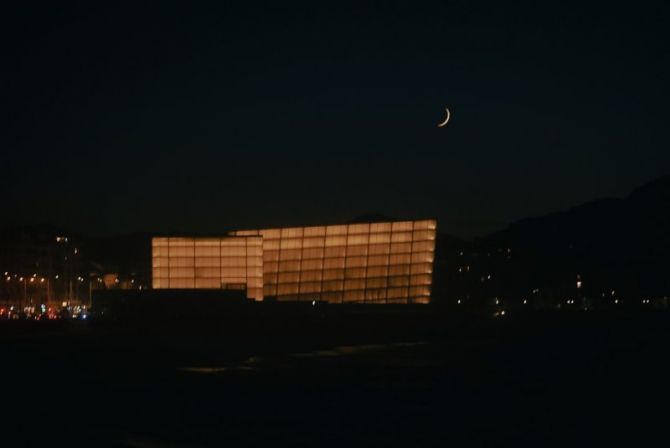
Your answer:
[3,2,669,238]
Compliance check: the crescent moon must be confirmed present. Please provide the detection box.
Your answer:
[437,108,451,128]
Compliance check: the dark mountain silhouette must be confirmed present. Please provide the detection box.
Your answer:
[480,175,670,299]
[82,232,152,280]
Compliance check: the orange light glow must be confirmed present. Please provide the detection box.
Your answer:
[152,236,263,301]
[153,219,437,304]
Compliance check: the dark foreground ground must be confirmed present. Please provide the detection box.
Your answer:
[1,308,670,447]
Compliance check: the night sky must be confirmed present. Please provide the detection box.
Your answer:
[4,2,669,238]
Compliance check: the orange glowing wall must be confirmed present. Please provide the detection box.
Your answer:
[231,219,436,304]
[152,237,263,301]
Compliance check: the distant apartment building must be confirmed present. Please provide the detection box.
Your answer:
[0,227,79,306]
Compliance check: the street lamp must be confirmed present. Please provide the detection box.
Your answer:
[39,277,51,306]
[17,277,27,309]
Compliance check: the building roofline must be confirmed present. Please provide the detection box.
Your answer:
[150,218,438,239]
[229,217,438,234]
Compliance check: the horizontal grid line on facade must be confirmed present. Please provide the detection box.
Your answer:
[153,219,436,304]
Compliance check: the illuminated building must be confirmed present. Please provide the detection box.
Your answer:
[152,236,264,301]
[152,219,437,304]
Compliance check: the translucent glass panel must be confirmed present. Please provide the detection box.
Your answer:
[151,237,263,301]
[230,219,436,304]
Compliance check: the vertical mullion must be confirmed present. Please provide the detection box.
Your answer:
[385,227,392,305]
[167,238,171,289]
[318,229,325,302]
[297,231,303,301]
[244,237,248,299]
[363,228,369,304]
[342,225,349,304]
[407,221,415,304]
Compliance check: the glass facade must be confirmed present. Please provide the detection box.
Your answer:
[152,219,436,304]
[152,237,264,301]
[231,219,436,304]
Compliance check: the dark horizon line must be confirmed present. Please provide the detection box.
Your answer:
[3,173,668,242]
